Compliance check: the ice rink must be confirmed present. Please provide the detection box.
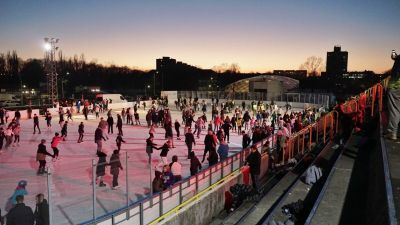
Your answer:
[0,107,245,224]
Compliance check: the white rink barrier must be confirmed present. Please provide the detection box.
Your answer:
[2,109,40,120]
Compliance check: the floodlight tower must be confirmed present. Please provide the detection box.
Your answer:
[44,37,59,105]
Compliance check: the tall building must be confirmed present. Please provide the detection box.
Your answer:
[326,46,348,77]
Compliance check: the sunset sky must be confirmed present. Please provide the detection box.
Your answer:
[0,0,399,73]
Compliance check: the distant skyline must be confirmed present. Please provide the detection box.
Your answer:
[0,0,399,73]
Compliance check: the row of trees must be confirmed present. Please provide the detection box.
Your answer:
[0,50,152,97]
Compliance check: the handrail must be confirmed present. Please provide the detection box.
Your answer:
[379,110,398,225]
[148,169,241,225]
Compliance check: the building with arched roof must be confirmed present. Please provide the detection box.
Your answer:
[224,75,299,99]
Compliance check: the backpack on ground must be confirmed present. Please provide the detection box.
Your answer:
[303,165,322,185]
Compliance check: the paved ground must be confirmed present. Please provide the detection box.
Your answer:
[0,107,248,225]
[384,139,400,224]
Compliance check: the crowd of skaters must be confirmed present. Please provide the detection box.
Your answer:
[0,96,322,223]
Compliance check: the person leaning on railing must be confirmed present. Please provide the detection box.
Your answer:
[385,50,400,141]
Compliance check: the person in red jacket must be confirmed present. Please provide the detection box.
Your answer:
[51,133,63,160]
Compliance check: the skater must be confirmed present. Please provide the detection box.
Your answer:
[207,149,219,167]
[99,117,109,140]
[107,115,114,134]
[66,109,73,121]
[169,155,182,182]
[134,111,140,125]
[174,119,181,140]
[78,122,84,143]
[95,105,100,119]
[185,128,196,159]
[14,110,21,123]
[83,106,89,120]
[96,150,107,187]
[121,108,126,123]
[51,133,63,160]
[12,124,21,146]
[36,139,54,175]
[0,127,4,152]
[45,111,52,129]
[115,134,126,152]
[61,121,68,141]
[194,117,204,138]
[34,193,49,225]
[189,151,202,175]
[95,126,107,153]
[217,139,229,162]
[152,171,164,193]
[109,150,123,190]
[33,114,41,134]
[0,107,4,125]
[242,131,251,149]
[4,126,13,149]
[5,109,10,124]
[221,120,232,143]
[129,108,134,125]
[126,108,131,125]
[156,140,171,169]
[58,109,64,128]
[202,129,218,163]
[162,165,174,189]
[116,114,123,136]
[146,136,157,164]
[7,180,28,211]
[165,121,175,148]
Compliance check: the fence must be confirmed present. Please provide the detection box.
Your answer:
[74,134,277,225]
[177,91,332,107]
[280,77,389,166]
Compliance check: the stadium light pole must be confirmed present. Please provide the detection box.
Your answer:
[44,37,59,105]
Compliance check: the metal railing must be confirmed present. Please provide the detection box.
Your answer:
[176,91,332,108]
[76,135,277,225]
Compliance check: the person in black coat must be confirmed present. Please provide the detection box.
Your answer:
[109,150,123,189]
[174,120,181,140]
[146,136,157,164]
[202,130,217,163]
[242,131,251,149]
[96,151,107,187]
[6,195,34,225]
[78,122,84,143]
[61,121,68,141]
[116,114,123,136]
[34,194,49,225]
[33,114,41,134]
[95,127,106,153]
[208,149,219,167]
[107,115,114,134]
[115,134,126,152]
[246,146,261,191]
[189,151,202,175]
[185,128,196,159]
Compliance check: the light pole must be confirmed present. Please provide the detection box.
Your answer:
[44,37,60,105]
[153,71,157,96]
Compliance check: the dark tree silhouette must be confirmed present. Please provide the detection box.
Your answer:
[300,56,323,77]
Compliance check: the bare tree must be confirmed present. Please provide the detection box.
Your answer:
[212,63,240,73]
[300,56,323,76]
[0,53,6,75]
